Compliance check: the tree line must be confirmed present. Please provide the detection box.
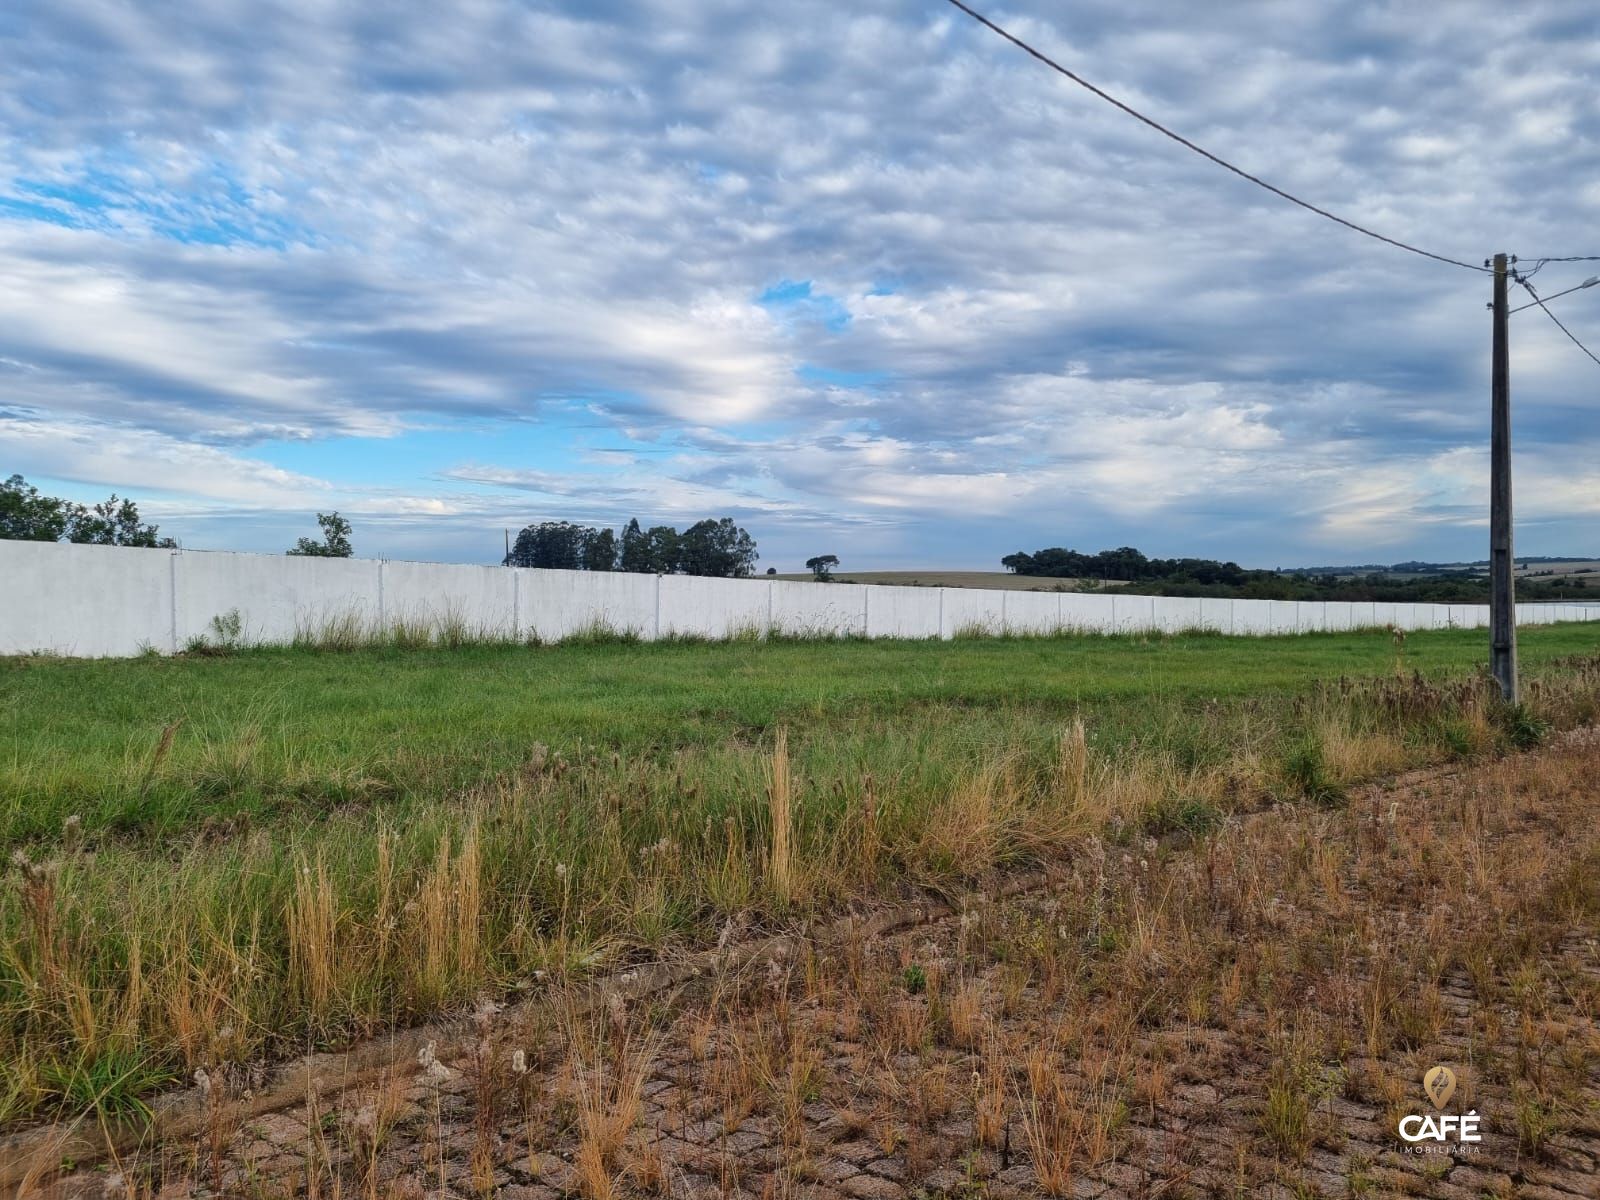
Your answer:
[1002,542,1590,602]
[1002,545,1250,584]
[1,474,174,547]
[505,517,758,577]
[1120,571,1590,603]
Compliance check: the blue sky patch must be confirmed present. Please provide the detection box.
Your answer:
[757,279,852,332]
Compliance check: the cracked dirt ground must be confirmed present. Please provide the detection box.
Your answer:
[20,734,1600,1199]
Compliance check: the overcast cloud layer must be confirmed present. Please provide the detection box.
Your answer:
[2,0,1598,569]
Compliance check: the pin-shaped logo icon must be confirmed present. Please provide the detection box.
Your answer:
[1423,1065,1457,1109]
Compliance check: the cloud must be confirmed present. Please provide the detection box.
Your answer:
[2,0,1598,568]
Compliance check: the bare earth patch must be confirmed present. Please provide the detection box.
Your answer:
[20,735,1600,1199]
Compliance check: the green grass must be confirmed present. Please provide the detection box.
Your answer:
[2,623,1599,1127]
[7,624,1598,846]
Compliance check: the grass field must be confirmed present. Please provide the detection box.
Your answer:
[47,735,1596,1198]
[4,623,1600,1128]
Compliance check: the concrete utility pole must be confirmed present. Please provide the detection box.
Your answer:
[1489,252,1518,702]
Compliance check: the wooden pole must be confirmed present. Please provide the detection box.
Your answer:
[1490,252,1518,702]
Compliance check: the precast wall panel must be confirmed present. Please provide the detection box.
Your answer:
[520,569,657,641]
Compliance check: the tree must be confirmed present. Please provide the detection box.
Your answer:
[69,495,175,547]
[504,520,586,568]
[1,474,73,542]
[644,525,680,574]
[582,527,617,571]
[508,515,756,577]
[1099,546,1148,582]
[805,554,839,580]
[677,518,757,578]
[288,512,354,558]
[619,518,651,573]
[2,474,173,546]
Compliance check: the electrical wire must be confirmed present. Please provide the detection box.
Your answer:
[1509,276,1600,315]
[1519,279,1600,370]
[939,0,1489,273]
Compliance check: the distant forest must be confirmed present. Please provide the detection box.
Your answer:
[505,517,758,578]
[1002,545,1594,602]
[1282,555,1594,575]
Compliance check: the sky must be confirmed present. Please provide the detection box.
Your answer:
[2,1,1598,571]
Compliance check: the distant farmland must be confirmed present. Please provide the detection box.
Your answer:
[771,569,1126,590]
[1520,558,1600,578]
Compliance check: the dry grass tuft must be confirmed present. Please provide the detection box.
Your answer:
[767,728,794,906]
[565,999,662,1200]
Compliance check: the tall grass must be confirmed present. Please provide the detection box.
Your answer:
[1,630,1598,1126]
[767,729,794,906]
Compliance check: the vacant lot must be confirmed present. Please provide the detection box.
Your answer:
[21,714,1600,1199]
[3,625,1600,1136]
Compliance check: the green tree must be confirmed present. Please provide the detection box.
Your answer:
[677,518,757,578]
[2,474,173,546]
[805,554,839,580]
[69,495,175,547]
[644,525,680,574]
[582,527,618,571]
[505,520,587,568]
[287,512,354,558]
[619,518,651,572]
[1,474,73,541]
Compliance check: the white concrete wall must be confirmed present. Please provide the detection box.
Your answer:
[520,569,655,641]
[1267,601,1301,634]
[1112,593,1156,633]
[1231,599,1272,635]
[1199,597,1233,632]
[3,541,175,657]
[864,585,942,639]
[941,587,1003,637]
[4,541,1598,658]
[1004,590,1063,635]
[659,573,770,638]
[1060,593,1118,631]
[383,560,517,637]
[770,580,865,638]
[1322,602,1358,633]
[1154,596,1203,634]
[174,551,382,646]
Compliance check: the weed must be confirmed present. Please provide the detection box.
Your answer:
[1143,794,1221,838]
[1281,738,1343,805]
[36,1044,173,1125]
[1501,702,1551,749]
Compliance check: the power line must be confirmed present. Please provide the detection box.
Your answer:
[1518,278,1600,370]
[940,0,1489,273]
[1509,275,1599,315]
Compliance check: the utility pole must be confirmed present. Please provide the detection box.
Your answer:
[1489,252,1517,702]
